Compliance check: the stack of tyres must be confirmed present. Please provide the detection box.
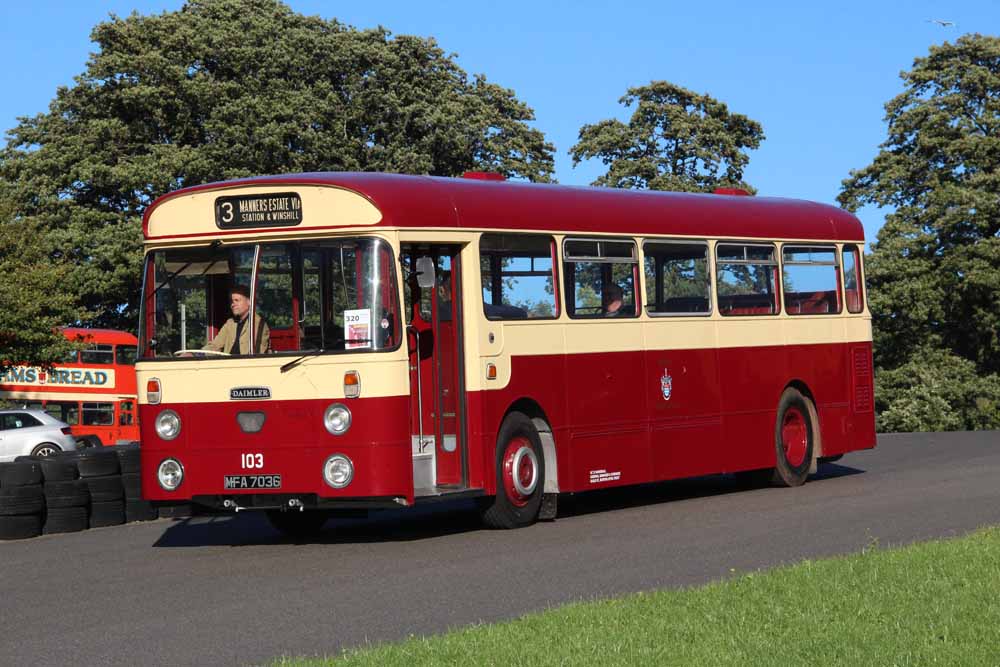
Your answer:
[0,461,45,540]
[77,448,125,527]
[34,456,90,534]
[115,444,157,522]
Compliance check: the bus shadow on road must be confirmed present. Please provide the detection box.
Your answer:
[151,500,487,548]
[151,463,864,548]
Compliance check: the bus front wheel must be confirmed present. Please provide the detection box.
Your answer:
[481,411,545,529]
[772,388,815,487]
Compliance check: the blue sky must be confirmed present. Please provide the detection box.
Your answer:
[2,1,997,245]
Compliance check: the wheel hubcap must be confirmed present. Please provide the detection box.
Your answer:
[36,446,57,457]
[781,408,808,467]
[502,437,538,507]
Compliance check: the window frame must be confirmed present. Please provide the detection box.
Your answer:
[841,243,865,314]
[714,241,781,317]
[479,233,561,322]
[781,244,843,316]
[562,236,641,320]
[642,239,713,318]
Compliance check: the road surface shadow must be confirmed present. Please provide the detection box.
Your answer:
[151,462,864,548]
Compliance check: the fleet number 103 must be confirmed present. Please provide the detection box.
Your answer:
[241,453,264,469]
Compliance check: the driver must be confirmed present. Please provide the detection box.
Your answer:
[203,285,271,355]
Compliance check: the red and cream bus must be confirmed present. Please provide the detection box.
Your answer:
[1,328,140,446]
[137,173,875,535]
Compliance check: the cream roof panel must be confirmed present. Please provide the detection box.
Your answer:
[146,185,382,241]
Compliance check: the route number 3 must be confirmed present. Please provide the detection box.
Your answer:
[241,453,264,469]
[220,201,234,223]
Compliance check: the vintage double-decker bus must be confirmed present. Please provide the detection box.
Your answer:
[1,328,140,446]
[137,173,875,535]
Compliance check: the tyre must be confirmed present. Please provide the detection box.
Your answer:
[0,486,45,516]
[125,499,158,523]
[36,457,79,482]
[480,411,546,529]
[121,472,142,499]
[77,449,120,478]
[82,474,124,502]
[30,442,62,458]
[266,510,330,539]
[44,479,91,509]
[76,435,104,449]
[0,514,43,540]
[89,499,125,527]
[0,461,43,487]
[43,506,89,534]
[771,388,815,487]
[115,445,141,474]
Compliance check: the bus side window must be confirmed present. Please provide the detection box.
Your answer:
[563,238,638,318]
[480,234,559,320]
[842,244,864,314]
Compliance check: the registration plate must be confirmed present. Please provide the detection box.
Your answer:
[223,474,282,490]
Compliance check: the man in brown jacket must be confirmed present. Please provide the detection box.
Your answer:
[203,285,271,355]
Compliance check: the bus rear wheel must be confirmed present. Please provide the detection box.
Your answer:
[481,411,545,529]
[266,510,329,539]
[771,388,815,487]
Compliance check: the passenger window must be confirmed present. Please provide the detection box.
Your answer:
[82,402,115,426]
[81,344,114,364]
[562,239,638,318]
[45,401,79,425]
[643,241,711,315]
[842,245,864,313]
[782,246,841,315]
[116,345,137,365]
[480,234,558,320]
[716,243,779,316]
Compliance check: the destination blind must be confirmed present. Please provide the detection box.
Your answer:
[215,192,303,229]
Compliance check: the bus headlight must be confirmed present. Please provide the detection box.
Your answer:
[155,410,181,440]
[323,454,354,489]
[323,403,352,435]
[157,458,184,491]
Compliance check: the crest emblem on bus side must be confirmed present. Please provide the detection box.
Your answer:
[661,369,672,401]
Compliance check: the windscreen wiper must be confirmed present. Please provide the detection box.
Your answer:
[280,348,324,373]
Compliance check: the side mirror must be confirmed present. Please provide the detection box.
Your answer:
[416,257,436,289]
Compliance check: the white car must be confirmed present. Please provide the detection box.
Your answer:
[0,409,79,461]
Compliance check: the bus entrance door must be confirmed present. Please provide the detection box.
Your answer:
[403,245,467,493]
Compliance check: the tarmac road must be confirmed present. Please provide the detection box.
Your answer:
[1,431,997,666]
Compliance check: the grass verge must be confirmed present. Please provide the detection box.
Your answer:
[276,527,1000,666]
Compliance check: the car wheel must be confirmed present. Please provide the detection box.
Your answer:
[31,442,62,458]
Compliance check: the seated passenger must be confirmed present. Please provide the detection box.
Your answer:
[603,284,625,317]
[203,285,271,355]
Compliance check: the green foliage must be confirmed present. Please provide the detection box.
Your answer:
[839,34,1000,431]
[876,348,1000,432]
[0,187,90,367]
[570,81,764,193]
[0,0,555,331]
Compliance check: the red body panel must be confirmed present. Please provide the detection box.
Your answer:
[471,341,876,496]
[140,396,412,502]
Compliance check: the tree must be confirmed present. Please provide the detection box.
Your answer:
[839,34,1000,430]
[570,81,764,193]
[0,186,90,367]
[0,0,555,331]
